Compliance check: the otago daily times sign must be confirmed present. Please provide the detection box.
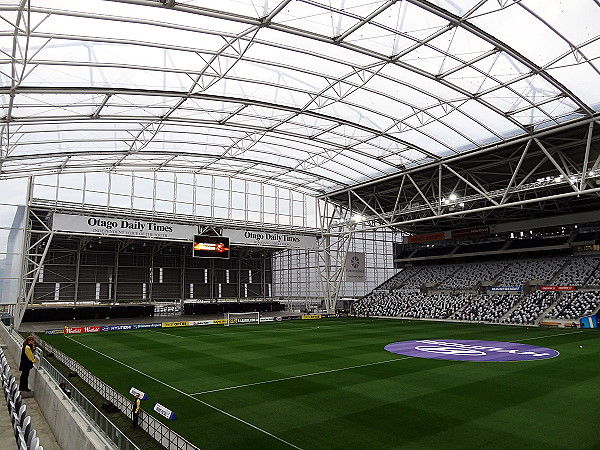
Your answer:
[222,228,316,250]
[52,213,196,241]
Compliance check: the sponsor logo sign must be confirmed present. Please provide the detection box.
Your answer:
[213,319,227,325]
[488,286,522,292]
[129,387,148,400]
[101,325,133,332]
[161,321,189,328]
[190,320,212,326]
[384,339,559,362]
[52,213,196,241]
[451,226,490,239]
[44,328,64,335]
[407,232,445,244]
[64,326,101,334]
[153,402,176,420]
[345,252,365,282]
[301,314,322,320]
[222,228,317,250]
[132,323,163,329]
[540,286,576,291]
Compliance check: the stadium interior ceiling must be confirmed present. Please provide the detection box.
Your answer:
[0,2,600,251]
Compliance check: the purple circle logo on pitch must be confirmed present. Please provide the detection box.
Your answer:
[384,339,559,362]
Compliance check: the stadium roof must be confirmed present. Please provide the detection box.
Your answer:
[2,0,600,231]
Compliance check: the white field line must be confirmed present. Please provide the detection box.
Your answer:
[64,335,303,450]
[150,330,186,339]
[190,356,413,396]
[515,330,585,342]
[147,323,346,340]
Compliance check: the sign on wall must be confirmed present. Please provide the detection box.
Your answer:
[222,228,317,250]
[52,213,196,241]
[345,251,365,282]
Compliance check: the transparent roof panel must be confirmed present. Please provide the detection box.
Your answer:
[1,0,599,196]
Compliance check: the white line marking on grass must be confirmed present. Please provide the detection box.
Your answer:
[65,335,303,450]
[150,330,186,339]
[516,330,585,342]
[145,323,343,340]
[191,356,413,396]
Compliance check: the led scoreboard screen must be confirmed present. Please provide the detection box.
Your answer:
[193,235,230,259]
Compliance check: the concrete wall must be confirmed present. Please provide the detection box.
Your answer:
[33,370,110,450]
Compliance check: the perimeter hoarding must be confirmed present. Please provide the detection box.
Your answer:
[52,213,196,241]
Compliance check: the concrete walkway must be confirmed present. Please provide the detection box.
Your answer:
[0,339,61,450]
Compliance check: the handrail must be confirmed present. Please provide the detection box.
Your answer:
[39,339,200,450]
[39,356,136,450]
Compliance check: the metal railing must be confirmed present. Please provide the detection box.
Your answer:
[39,339,199,450]
[40,359,132,450]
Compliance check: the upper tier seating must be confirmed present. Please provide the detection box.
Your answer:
[438,262,506,289]
[495,259,565,286]
[550,257,600,286]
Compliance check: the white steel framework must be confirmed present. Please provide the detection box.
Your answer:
[2,1,600,319]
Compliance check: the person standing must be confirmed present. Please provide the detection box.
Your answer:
[19,336,36,391]
[131,393,141,428]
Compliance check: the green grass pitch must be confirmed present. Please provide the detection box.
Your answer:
[40,318,599,449]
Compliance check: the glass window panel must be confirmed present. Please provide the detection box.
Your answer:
[454,100,523,140]
[470,4,570,66]
[195,204,211,217]
[418,121,474,149]
[231,192,244,209]
[0,179,28,205]
[176,182,194,204]
[195,187,211,207]
[538,97,579,118]
[214,189,229,208]
[85,173,109,193]
[247,210,261,222]
[274,2,360,37]
[214,206,229,219]
[85,191,109,206]
[134,176,154,199]
[374,1,448,41]
[231,208,246,221]
[259,28,377,67]
[441,109,501,144]
[176,202,193,216]
[445,65,491,93]
[511,107,551,126]
[110,174,132,196]
[391,129,452,157]
[472,52,529,84]
[132,196,153,211]
[522,0,600,49]
[156,181,175,201]
[109,193,131,209]
[400,45,448,75]
[548,62,600,107]
[57,187,84,204]
[154,200,171,212]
